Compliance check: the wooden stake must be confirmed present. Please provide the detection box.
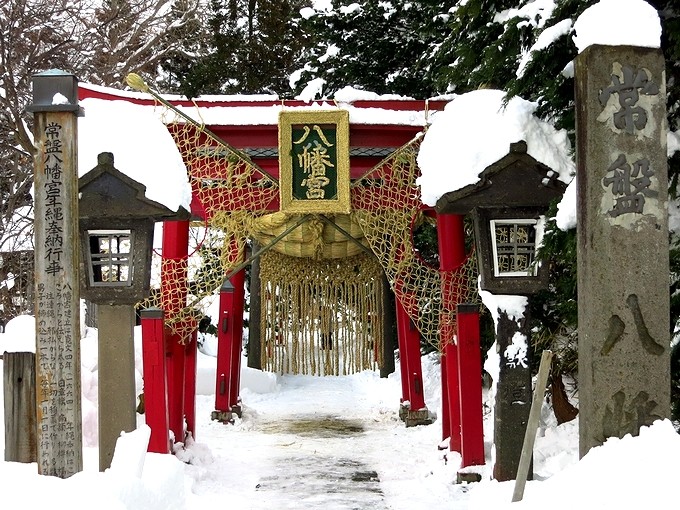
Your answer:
[512,349,553,502]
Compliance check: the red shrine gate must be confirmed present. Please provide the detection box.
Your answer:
[78,83,485,469]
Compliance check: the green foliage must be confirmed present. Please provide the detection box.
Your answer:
[161,0,311,97]
[295,0,452,97]
[531,201,578,375]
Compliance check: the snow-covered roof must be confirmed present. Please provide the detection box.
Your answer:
[78,82,445,128]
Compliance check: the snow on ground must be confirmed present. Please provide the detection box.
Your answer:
[1,315,679,509]
[2,1,677,508]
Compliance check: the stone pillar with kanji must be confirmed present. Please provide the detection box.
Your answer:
[575,45,670,457]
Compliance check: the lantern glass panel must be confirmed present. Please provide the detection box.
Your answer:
[490,219,538,277]
[87,229,133,286]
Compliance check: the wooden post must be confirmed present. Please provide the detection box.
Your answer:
[443,342,460,450]
[395,298,431,426]
[513,350,553,502]
[493,306,533,481]
[379,273,396,379]
[436,213,467,450]
[395,301,411,415]
[166,332,186,443]
[31,74,83,477]
[3,351,37,462]
[228,268,246,415]
[247,240,262,370]
[440,359,451,442]
[183,330,198,439]
[140,308,170,454]
[160,219,190,444]
[214,278,235,421]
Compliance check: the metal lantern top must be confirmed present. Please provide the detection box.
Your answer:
[79,152,188,304]
[26,69,79,113]
[436,141,567,295]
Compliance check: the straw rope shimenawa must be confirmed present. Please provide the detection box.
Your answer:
[127,73,479,375]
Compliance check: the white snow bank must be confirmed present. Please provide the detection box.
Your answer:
[467,419,680,509]
[0,314,36,353]
[0,442,186,510]
[417,89,574,207]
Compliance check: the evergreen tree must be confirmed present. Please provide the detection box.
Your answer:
[294,0,452,98]
[162,0,311,97]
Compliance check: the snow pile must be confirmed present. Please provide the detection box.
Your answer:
[416,89,574,207]
[0,314,36,353]
[573,0,661,53]
[468,419,680,509]
[78,98,192,214]
[0,431,186,510]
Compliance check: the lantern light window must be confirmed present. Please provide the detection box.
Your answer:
[87,229,133,286]
[490,219,538,277]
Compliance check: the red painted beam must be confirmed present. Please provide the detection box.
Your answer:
[78,83,448,114]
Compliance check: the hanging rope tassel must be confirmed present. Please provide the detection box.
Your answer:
[259,251,384,376]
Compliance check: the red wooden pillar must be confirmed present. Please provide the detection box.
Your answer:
[166,333,186,443]
[396,320,411,406]
[214,268,245,420]
[440,359,450,442]
[437,213,466,451]
[445,341,461,451]
[161,219,190,443]
[140,308,170,453]
[457,304,485,467]
[214,280,232,415]
[395,298,426,413]
[183,329,198,439]
[228,268,246,414]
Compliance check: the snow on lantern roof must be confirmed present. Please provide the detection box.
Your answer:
[417,89,575,208]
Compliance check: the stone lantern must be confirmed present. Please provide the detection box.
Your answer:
[79,152,187,471]
[436,140,566,482]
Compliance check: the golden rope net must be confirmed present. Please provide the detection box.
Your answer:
[128,74,479,374]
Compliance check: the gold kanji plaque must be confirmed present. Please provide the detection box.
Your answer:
[278,110,350,214]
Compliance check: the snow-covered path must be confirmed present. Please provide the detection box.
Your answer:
[182,360,474,509]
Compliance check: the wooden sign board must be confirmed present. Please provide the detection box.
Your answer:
[278,110,350,214]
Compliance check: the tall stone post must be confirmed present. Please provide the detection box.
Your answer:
[576,45,670,457]
[30,71,83,477]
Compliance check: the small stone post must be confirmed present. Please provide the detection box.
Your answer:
[30,70,83,477]
[97,304,137,470]
[575,45,670,456]
[492,305,532,482]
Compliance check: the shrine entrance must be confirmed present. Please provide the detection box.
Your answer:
[78,80,481,461]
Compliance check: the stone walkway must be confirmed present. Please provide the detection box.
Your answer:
[250,416,388,510]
